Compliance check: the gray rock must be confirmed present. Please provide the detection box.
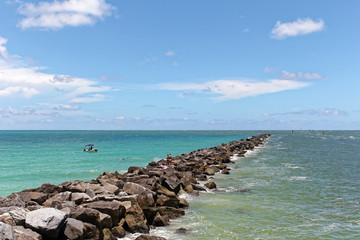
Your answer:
[64,218,84,240]
[0,207,28,226]
[0,222,15,240]
[43,191,72,207]
[82,200,125,226]
[13,226,42,240]
[123,182,147,195]
[25,208,68,239]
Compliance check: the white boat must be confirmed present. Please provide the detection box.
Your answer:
[83,144,98,152]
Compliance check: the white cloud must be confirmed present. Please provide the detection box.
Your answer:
[53,104,79,110]
[0,36,9,60]
[280,70,326,80]
[156,79,309,101]
[17,0,115,30]
[265,108,348,117]
[0,35,111,102]
[271,18,325,40]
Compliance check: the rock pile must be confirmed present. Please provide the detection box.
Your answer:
[0,134,270,240]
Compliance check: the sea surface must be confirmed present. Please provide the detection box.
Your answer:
[1,130,360,239]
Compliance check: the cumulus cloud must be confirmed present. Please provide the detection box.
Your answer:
[280,70,327,80]
[271,18,325,40]
[0,35,111,102]
[157,79,309,101]
[17,0,115,30]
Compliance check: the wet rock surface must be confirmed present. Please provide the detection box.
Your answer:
[0,134,270,239]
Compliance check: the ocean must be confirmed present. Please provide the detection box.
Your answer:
[1,130,360,239]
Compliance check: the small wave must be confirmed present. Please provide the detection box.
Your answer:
[217,186,252,193]
[284,163,303,169]
[288,176,308,181]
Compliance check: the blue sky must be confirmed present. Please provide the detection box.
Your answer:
[0,0,359,130]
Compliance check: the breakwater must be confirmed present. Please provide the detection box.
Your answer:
[0,134,270,240]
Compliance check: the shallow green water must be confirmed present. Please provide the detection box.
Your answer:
[149,131,360,239]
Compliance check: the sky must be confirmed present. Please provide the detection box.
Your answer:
[0,0,359,130]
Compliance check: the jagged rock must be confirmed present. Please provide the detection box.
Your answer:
[221,168,230,174]
[82,201,125,226]
[25,208,68,239]
[157,206,185,220]
[88,184,107,195]
[69,207,100,226]
[16,192,48,205]
[13,226,42,240]
[161,176,181,194]
[71,192,92,204]
[135,234,166,240]
[124,203,149,233]
[64,218,84,240]
[205,181,217,189]
[111,225,126,238]
[204,166,219,175]
[0,207,28,226]
[60,180,90,193]
[136,191,155,209]
[83,223,99,240]
[156,194,180,208]
[123,182,148,195]
[43,191,72,207]
[152,212,168,226]
[0,194,25,208]
[0,222,15,240]
[98,212,112,229]
[25,183,62,195]
[128,166,141,173]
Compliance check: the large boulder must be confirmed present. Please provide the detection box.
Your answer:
[204,166,219,175]
[123,182,148,195]
[43,191,72,207]
[25,208,68,239]
[69,207,100,226]
[161,176,181,194]
[16,192,48,205]
[0,222,15,240]
[0,194,25,208]
[63,218,84,240]
[82,201,125,226]
[71,192,92,205]
[157,206,185,221]
[204,181,217,189]
[136,191,155,209]
[13,226,42,240]
[60,180,90,193]
[124,203,149,233]
[0,207,28,226]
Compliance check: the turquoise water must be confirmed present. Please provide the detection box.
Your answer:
[0,130,252,197]
[1,130,360,239]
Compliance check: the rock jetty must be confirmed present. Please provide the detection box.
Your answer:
[0,134,270,240]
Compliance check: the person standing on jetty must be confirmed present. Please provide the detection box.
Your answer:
[166,153,172,166]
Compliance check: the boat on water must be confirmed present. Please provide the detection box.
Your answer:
[83,144,98,152]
